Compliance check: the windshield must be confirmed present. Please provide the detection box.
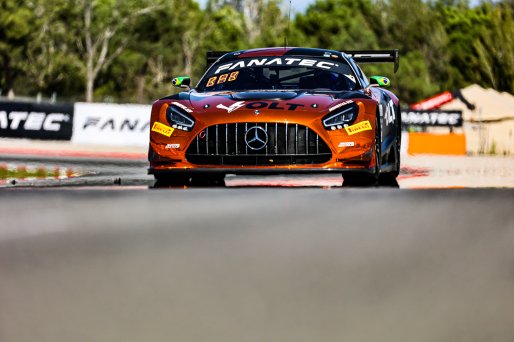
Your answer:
[197,57,359,92]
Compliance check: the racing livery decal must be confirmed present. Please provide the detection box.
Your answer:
[206,72,240,87]
[214,57,341,74]
[217,102,305,113]
[329,100,354,112]
[216,101,246,113]
[171,102,193,113]
[152,122,174,137]
[383,100,396,126]
[345,120,372,135]
[165,144,180,149]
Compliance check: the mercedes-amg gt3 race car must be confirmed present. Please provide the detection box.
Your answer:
[148,47,401,185]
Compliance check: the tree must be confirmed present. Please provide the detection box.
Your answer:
[294,0,379,50]
[252,0,289,47]
[209,0,286,46]
[2,0,512,103]
[24,0,82,97]
[74,0,162,102]
[373,0,448,102]
[0,0,35,97]
[474,2,514,92]
[96,0,219,103]
[129,0,211,102]
[436,2,492,90]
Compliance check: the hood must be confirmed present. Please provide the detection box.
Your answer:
[185,90,370,117]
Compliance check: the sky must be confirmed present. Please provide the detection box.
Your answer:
[196,0,319,13]
[196,0,486,13]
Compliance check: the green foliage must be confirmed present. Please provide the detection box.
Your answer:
[0,0,35,92]
[1,0,513,103]
[295,0,379,50]
[474,2,514,92]
[394,51,440,102]
[253,0,289,47]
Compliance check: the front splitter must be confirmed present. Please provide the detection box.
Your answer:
[149,167,374,176]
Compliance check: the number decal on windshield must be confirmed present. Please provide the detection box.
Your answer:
[206,77,217,87]
[228,71,239,81]
[218,74,228,84]
[206,72,239,88]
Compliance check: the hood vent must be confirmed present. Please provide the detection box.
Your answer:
[230,91,299,101]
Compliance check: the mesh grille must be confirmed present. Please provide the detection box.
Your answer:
[185,123,332,166]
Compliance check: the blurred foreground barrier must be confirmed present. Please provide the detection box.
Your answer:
[0,101,74,140]
[72,103,150,147]
[401,110,463,127]
[407,133,466,155]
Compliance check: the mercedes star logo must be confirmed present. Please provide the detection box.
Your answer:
[244,126,268,151]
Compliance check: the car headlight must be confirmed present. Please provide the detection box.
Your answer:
[322,102,359,130]
[166,105,195,131]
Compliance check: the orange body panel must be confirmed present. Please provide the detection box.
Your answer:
[149,94,379,172]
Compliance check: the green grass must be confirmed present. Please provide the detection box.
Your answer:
[0,165,61,180]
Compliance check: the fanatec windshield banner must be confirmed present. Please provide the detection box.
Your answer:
[0,101,74,140]
[401,110,463,127]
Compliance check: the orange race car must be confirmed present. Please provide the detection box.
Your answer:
[148,47,400,185]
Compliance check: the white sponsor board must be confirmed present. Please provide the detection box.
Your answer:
[73,103,151,146]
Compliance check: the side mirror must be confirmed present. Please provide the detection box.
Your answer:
[369,76,391,87]
[172,76,191,89]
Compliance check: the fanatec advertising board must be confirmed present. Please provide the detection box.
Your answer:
[401,110,463,127]
[0,101,74,140]
[72,103,151,146]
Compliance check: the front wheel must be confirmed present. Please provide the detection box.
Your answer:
[378,127,401,185]
[190,174,226,186]
[342,171,377,186]
[153,173,226,187]
[153,173,192,186]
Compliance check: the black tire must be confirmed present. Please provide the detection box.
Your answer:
[378,117,401,185]
[153,173,192,187]
[342,172,377,187]
[378,148,400,185]
[190,174,226,186]
[153,173,226,187]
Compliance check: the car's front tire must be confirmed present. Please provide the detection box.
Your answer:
[153,173,225,187]
[378,117,401,185]
[153,173,191,186]
[190,173,225,186]
[342,171,377,186]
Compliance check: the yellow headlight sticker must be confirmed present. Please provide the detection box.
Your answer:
[345,120,372,136]
[152,122,175,137]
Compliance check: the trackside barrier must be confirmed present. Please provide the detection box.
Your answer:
[407,133,466,155]
[0,101,74,140]
[1,101,469,154]
[72,103,151,147]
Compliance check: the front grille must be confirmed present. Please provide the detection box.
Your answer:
[186,123,332,166]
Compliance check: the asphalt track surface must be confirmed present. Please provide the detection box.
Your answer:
[1,158,514,341]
